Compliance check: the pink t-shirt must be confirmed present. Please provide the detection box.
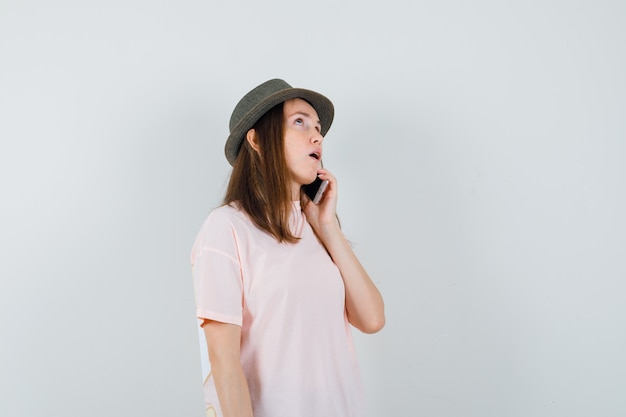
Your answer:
[191,202,364,417]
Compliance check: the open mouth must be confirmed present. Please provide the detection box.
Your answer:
[309,152,321,161]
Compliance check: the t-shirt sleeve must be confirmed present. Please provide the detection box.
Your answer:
[191,209,244,327]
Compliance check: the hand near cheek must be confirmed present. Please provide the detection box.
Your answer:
[302,169,340,234]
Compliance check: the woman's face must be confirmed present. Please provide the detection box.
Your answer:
[283,98,324,196]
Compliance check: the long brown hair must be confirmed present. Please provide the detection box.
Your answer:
[223,102,299,243]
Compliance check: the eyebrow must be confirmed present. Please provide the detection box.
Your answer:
[290,111,321,127]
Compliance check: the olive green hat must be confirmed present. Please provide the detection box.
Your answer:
[225,78,334,166]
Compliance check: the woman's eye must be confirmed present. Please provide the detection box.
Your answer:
[295,118,303,125]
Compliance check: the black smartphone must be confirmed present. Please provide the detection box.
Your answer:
[302,177,329,204]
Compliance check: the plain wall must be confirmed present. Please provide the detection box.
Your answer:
[1,1,624,416]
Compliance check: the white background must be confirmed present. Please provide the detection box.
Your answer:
[1,1,625,416]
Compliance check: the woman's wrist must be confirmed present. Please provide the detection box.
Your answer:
[317,220,343,246]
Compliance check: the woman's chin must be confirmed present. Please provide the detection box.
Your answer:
[295,173,317,186]
[305,174,319,185]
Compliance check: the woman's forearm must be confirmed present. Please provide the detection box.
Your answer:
[203,321,254,417]
[319,222,385,334]
[211,360,254,417]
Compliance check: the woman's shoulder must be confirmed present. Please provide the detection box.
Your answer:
[209,202,240,218]
[191,203,249,261]
[202,202,238,223]
[202,202,252,232]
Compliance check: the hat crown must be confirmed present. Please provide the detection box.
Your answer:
[229,79,292,131]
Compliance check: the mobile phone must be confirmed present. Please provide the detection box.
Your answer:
[302,177,329,204]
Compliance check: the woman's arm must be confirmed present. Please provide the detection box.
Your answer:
[303,169,385,334]
[319,221,385,333]
[202,320,254,417]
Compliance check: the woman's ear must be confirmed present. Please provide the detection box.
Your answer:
[246,129,260,154]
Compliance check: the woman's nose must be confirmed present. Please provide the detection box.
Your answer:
[311,131,324,144]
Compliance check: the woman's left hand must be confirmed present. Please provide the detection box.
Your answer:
[301,168,340,236]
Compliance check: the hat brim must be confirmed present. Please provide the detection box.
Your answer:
[225,88,334,166]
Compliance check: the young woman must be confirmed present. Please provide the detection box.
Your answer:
[191,79,385,417]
